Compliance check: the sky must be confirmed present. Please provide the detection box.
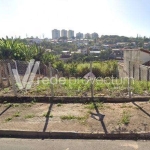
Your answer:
[0,0,150,38]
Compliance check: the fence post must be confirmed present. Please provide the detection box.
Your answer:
[8,63,17,96]
[128,61,131,98]
[0,63,2,87]
[147,67,149,90]
[139,65,141,80]
[90,61,94,98]
[148,68,150,81]
[3,63,10,86]
[49,63,54,97]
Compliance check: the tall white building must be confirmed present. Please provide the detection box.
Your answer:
[61,29,67,37]
[91,32,99,39]
[76,32,83,39]
[68,30,74,39]
[52,29,60,39]
[84,33,91,39]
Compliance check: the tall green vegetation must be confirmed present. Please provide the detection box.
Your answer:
[53,61,118,77]
[0,37,58,64]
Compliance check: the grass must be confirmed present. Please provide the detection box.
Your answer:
[3,88,9,94]
[4,103,12,107]
[21,103,32,107]
[43,113,53,118]
[12,74,150,97]
[31,98,36,104]
[57,103,62,107]
[85,102,104,110]
[5,117,12,122]
[119,111,131,125]
[13,111,20,117]
[60,115,87,121]
[13,104,19,107]
[24,114,35,119]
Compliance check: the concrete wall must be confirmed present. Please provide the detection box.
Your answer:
[118,61,150,81]
[123,50,140,74]
[123,49,150,81]
[140,65,150,81]
[140,51,150,64]
[133,64,140,80]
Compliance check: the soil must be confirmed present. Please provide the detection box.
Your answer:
[0,102,150,133]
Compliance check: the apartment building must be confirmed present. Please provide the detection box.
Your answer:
[91,32,99,39]
[76,32,83,39]
[84,33,91,39]
[68,30,74,39]
[61,29,67,37]
[52,29,60,39]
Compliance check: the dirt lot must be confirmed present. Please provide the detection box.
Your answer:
[0,101,150,133]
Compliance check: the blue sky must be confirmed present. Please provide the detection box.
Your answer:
[0,0,150,38]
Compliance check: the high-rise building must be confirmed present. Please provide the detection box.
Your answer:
[68,30,74,39]
[91,32,99,39]
[61,29,67,37]
[84,33,91,39]
[52,29,60,39]
[76,32,83,39]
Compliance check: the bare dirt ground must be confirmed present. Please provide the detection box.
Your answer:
[0,102,150,133]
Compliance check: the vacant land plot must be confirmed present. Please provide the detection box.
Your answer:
[0,101,149,133]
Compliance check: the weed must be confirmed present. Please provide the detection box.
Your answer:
[60,115,86,121]
[85,103,95,110]
[57,103,62,107]
[13,104,19,107]
[119,111,130,125]
[13,111,20,117]
[21,103,32,107]
[31,98,36,104]
[3,88,9,94]
[4,103,12,107]
[27,104,32,107]
[85,102,104,110]
[31,101,35,105]
[24,114,35,119]
[87,110,92,114]
[43,113,53,118]
[5,117,12,122]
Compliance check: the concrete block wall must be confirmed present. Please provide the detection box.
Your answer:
[140,65,150,81]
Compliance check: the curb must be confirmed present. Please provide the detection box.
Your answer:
[0,130,150,140]
[0,96,150,103]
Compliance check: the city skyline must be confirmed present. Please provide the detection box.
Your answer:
[51,29,99,39]
[0,0,150,38]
